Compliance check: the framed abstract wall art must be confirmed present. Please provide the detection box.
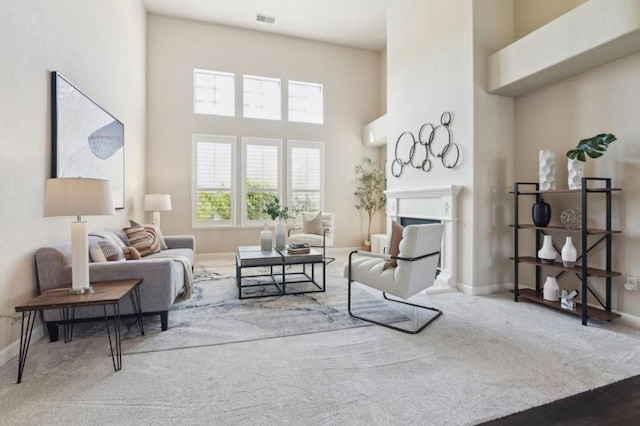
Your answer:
[51,71,125,209]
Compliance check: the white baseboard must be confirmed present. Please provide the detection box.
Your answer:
[617,311,640,328]
[458,282,513,296]
[0,324,45,369]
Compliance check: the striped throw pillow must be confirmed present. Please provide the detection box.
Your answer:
[123,224,161,257]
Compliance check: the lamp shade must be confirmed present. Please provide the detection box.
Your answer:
[44,178,114,217]
[144,194,172,211]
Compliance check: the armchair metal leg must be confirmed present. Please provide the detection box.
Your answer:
[347,279,442,334]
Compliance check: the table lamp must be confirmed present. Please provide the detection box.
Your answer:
[44,178,114,294]
[144,193,172,227]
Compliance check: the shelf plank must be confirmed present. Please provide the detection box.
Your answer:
[509,224,621,235]
[511,288,621,322]
[510,188,621,195]
[514,256,622,278]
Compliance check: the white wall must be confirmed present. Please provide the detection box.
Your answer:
[514,0,587,40]
[387,0,475,288]
[146,15,381,253]
[0,0,146,358]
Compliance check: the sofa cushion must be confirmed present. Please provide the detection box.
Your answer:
[130,220,168,250]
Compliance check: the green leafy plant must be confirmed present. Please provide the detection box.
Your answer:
[566,133,617,162]
[263,197,292,220]
[354,158,386,243]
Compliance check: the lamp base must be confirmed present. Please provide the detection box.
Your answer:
[68,285,94,295]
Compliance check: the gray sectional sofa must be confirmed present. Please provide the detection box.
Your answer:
[35,231,195,342]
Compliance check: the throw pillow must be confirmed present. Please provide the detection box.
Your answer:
[130,220,168,250]
[90,239,125,262]
[383,221,404,270]
[123,224,161,257]
[302,212,323,235]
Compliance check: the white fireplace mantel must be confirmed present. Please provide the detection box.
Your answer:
[384,185,462,293]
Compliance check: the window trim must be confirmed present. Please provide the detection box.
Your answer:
[192,134,237,228]
[286,140,325,213]
[240,137,283,226]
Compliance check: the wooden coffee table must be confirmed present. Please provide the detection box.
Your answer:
[14,279,144,383]
[236,246,325,299]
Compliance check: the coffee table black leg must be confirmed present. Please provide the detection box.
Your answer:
[103,303,122,371]
[16,310,37,384]
[129,287,144,335]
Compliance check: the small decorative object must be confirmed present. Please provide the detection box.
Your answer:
[260,223,272,251]
[543,276,560,301]
[538,150,556,190]
[567,158,584,190]
[566,133,617,189]
[560,209,582,229]
[561,289,578,310]
[561,236,577,267]
[532,198,551,227]
[537,234,557,264]
[275,217,286,250]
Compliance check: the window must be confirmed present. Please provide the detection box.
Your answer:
[287,140,324,212]
[243,75,281,120]
[242,137,282,224]
[193,135,235,227]
[288,81,323,124]
[194,70,235,116]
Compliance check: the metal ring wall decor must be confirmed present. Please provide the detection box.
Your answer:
[391,111,461,177]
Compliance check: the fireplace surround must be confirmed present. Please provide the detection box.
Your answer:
[385,186,462,293]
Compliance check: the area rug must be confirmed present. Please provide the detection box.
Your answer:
[74,265,417,355]
[3,262,640,425]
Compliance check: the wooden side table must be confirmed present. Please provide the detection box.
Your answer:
[14,279,144,383]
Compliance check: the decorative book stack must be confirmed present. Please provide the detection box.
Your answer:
[287,243,310,254]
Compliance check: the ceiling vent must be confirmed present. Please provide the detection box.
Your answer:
[256,13,276,24]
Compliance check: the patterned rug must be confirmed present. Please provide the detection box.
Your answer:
[115,265,416,354]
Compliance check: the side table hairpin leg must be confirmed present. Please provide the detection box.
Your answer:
[17,311,37,384]
[103,303,122,371]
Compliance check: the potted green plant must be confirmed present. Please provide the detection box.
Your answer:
[263,197,292,250]
[565,133,616,189]
[354,158,386,251]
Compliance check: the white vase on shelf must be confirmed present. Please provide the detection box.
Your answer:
[537,234,557,264]
[260,223,272,251]
[561,236,577,267]
[274,217,286,250]
[538,150,556,190]
[543,276,560,301]
[567,158,584,189]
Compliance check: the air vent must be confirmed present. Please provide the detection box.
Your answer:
[256,13,276,24]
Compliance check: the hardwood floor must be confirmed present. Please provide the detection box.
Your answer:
[481,375,640,425]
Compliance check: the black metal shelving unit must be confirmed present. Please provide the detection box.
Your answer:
[511,177,621,325]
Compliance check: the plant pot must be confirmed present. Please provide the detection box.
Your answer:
[274,217,286,250]
[567,158,584,190]
[362,241,371,252]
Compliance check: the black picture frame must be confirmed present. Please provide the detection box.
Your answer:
[51,71,125,209]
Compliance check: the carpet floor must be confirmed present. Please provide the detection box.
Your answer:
[1,259,640,425]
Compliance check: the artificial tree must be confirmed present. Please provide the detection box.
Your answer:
[354,158,386,249]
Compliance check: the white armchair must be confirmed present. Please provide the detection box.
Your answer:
[346,223,444,334]
[288,212,335,263]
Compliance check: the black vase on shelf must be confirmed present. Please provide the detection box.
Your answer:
[532,198,551,227]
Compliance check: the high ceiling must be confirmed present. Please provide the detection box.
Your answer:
[141,0,389,51]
